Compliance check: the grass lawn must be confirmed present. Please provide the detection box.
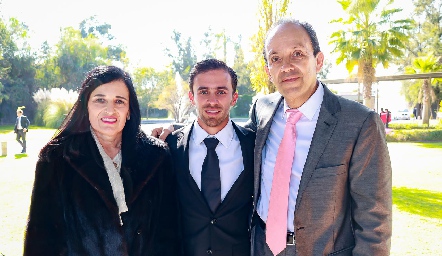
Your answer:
[0,128,441,255]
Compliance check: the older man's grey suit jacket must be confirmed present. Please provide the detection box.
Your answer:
[246,83,392,255]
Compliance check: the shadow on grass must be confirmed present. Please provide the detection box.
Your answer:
[14,153,28,159]
[415,142,442,149]
[393,187,442,219]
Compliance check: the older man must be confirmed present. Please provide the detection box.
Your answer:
[247,19,392,256]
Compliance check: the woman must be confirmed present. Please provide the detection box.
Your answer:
[24,66,180,255]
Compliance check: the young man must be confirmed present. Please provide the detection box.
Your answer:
[14,107,30,153]
[246,19,392,256]
[165,59,255,256]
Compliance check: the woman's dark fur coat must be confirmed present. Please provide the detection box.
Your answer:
[24,132,180,255]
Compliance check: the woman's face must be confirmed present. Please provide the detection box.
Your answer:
[87,80,130,139]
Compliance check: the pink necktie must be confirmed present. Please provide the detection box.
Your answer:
[266,109,303,255]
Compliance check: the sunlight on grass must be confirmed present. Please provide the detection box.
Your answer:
[415,142,442,149]
[14,154,28,159]
[393,187,442,220]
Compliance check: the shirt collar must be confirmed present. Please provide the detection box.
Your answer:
[192,119,234,148]
[282,81,324,121]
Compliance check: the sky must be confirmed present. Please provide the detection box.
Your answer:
[0,0,347,70]
[0,0,415,110]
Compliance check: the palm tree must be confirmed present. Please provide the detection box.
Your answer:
[329,0,412,109]
[405,53,442,125]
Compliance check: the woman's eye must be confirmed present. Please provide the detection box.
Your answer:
[94,98,106,103]
[115,100,125,105]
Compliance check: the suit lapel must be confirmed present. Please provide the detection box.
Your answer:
[254,94,284,203]
[217,121,253,213]
[295,85,340,207]
[178,124,213,212]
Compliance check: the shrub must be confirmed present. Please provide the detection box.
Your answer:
[386,129,442,142]
[33,88,78,128]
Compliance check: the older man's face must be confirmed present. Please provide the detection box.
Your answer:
[265,23,324,108]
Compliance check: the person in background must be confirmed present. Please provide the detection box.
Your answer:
[380,108,387,127]
[385,108,391,128]
[165,59,255,256]
[14,106,30,153]
[24,65,180,256]
[246,19,392,256]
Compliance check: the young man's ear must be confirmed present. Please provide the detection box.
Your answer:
[188,91,195,105]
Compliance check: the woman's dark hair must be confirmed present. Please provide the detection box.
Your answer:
[46,65,141,164]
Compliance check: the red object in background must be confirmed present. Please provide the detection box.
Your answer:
[380,112,387,125]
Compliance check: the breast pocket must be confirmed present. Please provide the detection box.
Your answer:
[311,164,347,179]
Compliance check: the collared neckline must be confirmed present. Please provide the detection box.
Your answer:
[282,82,324,121]
[192,119,234,148]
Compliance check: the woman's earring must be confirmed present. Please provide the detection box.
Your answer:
[126,115,130,120]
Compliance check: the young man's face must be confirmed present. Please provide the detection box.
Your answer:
[17,111,22,117]
[189,69,238,135]
[265,23,324,108]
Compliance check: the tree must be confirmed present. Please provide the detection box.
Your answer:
[232,36,255,117]
[329,0,412,109]
[200,27,217,60]
[412,0,442,57]
[248,0,291,94]
[405,53,442,125]
[165,30,197,82]
[35,17,128,91]
[400,0,442,114]
[132,66,165,118]
[0,17,36,124]
[318,59,333,80]
[154,71,193,122]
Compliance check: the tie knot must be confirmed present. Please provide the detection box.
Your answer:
[203,137,219,150]
[286,109,303,125]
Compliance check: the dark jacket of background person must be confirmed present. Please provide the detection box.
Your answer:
[23,65,180,256]
[166,122,255,256]
[14,113,30,132]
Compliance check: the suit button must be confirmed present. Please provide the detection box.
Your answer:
[210,219,217,224]
[137,230,141,235]
[207,249,212,254]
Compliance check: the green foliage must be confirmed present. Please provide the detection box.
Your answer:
[232,94,253,117]
[165,31,197,82]
[132,67,165,118]
[0,17,37,123]
[248,0,291,94]
[386,129,442,142]
[32,88,78,128]
[404,53,442,125]
[34,16,127,91]
[393,187,442,219]
[415,142,442,149]
[232,38,254,117]
[329,0,412,109]
[0,125,14,134]
[388,122,437,130]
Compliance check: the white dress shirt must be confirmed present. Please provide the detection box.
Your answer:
[17,116,23,129]
[189,120,244,201]
[257,83,324,232]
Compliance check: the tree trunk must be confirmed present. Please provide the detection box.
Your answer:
[422,79,431,126]
[362,61,375,110]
